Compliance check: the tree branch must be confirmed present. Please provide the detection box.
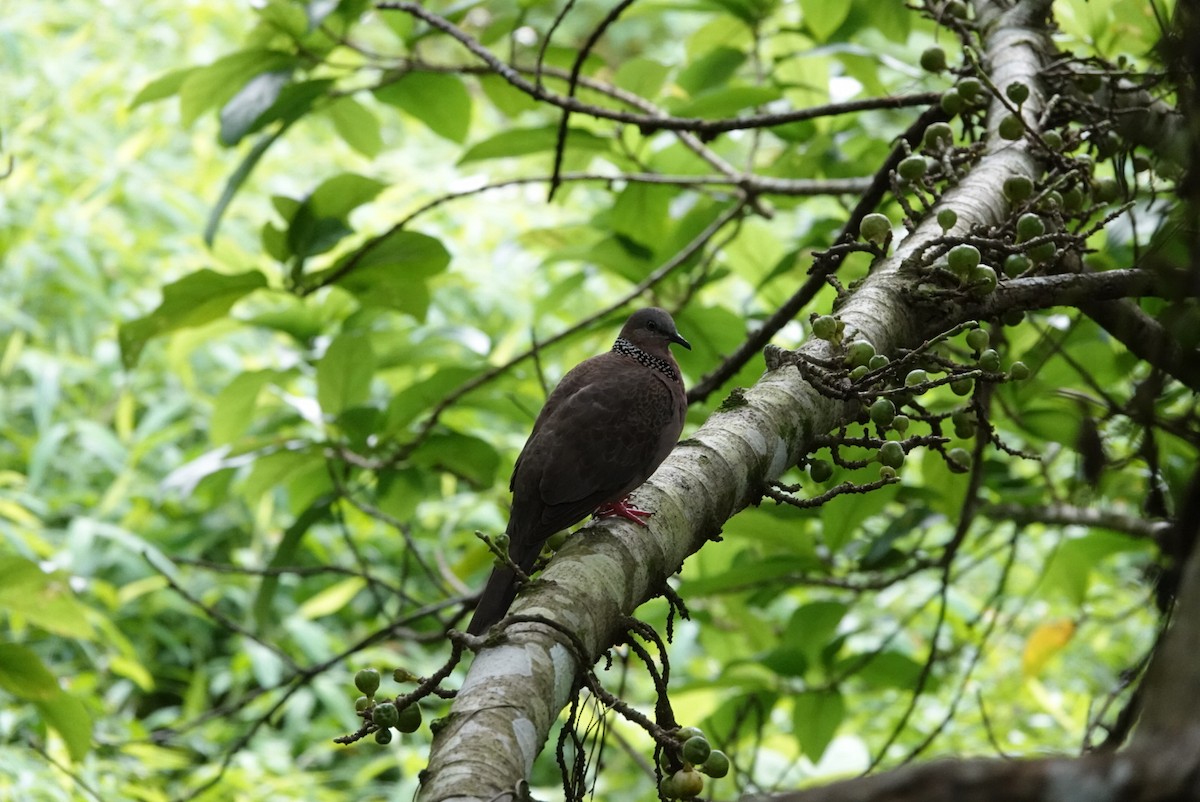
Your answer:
[755,735,1200,802]
[982,502,1172,541]
[377,1,939,135]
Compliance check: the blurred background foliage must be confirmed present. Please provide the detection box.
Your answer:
[0,0,1190,799]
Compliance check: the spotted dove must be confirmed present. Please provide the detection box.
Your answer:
[466,308,691,635]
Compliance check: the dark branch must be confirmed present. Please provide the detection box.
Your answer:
[378,2,939,135]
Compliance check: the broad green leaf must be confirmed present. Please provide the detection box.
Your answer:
[109,655,155,692]
[842,650,926,690]
[307,173,388,221]
[677,47,746,95]
[130,67,195,108]
[311,230,450,319]
[1011,402,1083,447]
[317,332,375,416]
[819,480,899,553]
[792,689,844,761]
[761,646,809,678]
[918,447,970,519]
[1036,530,1149,605]
[703,690,778,744]
[784,601,848,670]
[0,557,95,639]
[255,499,334,631]
[384,366,482,433]
[218,69,291,146]
[243,295,331,342]
[477,73,539,117]
[35,692,92,762]
[610,183,672,248]
[286,207,353,262]
[459,126,610,164]
[179,49,295,128]
[239,448,323,506]
[846,0,910,42]
[800,0,850,40]
[205,125,291,246]
[413,431,499,488]
[376,467,428,522]
[375,72,472,143]
[256,0,309,37]
[703,0,777,25]
[669,84,781,118]
[211,369,288,445]
[225,78,333,146]
[297,577,367,620]
[281,172,388,261]
[721,506,822,555]
[724,218,787,287]
[614,57,670,99]
[680,555,822,596]
[328,96,383,158]
[0,643,59,700]
[119,270,268,368]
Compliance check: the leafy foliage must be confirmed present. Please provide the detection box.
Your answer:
[1,0,1194,799]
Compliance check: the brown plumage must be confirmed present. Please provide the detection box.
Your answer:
[466,308,690,636]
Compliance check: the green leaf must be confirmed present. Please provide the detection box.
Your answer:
[311,230,450,319]
[375,72,472,143]
[255,499,334,630]
[847,0,909,41]
[307,173,388,221]
[413,431,499,488]
[119,270,268,368]
[0,558,95,639]
[784,601,848,670]
[256,0,309,37]
[280,170,388,262]
[668,84,781,118]
[179,49,295,128]
[703,0,776,25]
[677,46,746,95]
[243,294,327,342]
[1012,402,1083,447]
[800,0,850,40]
[680,555,822,596]
[842,650,926,690]
[225,78,334,146]
[614,57,670,99]
[761,647,809,678]
[704,690,778,744]
[918,447,971,519]
[205,125,291,246]
[297,577,366,620]
[218,70,291,146]
[458,126,610,164]
[211,369,288,445]
[819,480,899,553]
[610,183,672,248]
[384,366,482,433]
[35,693,92,762]
[328,96,383,158]
[478,73,539,117]
[792,689,844,761]
[0,643,59,700]
[130,67,195,108]
[1036,531,1150,605]
[317,332,375,416]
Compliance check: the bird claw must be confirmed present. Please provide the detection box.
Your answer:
[594,497,653,527]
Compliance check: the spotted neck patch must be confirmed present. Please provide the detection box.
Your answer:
[612,337,678,381]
